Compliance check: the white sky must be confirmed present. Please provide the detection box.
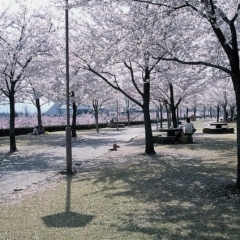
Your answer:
[0,102,54,113]
[2,0,49,7]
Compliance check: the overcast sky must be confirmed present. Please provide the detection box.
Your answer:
[0,103,53,114]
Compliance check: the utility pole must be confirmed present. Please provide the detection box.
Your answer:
[65,0,72,172]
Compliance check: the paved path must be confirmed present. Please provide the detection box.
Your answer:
[0,127,144,199]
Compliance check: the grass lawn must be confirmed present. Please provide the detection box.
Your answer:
[0,119,240,239]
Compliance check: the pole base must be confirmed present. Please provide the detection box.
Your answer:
[59,169,77,175]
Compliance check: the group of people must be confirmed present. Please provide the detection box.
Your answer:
[178,118,196,134]
[177,118,196,143]
[32,125,44,135]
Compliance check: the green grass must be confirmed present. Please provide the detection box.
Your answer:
[0,119,240,239]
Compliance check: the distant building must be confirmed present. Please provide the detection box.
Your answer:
[44,103,90,116]
[43,103,62,115]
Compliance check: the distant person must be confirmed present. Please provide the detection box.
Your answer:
[178,121,183,129]
[184,118,196,143]
[32,126,39,135]
[176,121,183,141]
[185,118,195,134]
[185,118,196,135]
[38,125,45,135]
[110,118,115,124]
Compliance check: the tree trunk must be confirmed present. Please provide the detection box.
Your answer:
[160,104,163,129]
[236,100,240,188]
[186,107,189,119]
[116,99,119,131]
[230,105,235,120]
[95,111,99,133]
[92,100,100,133]
[165,104,171,127]
[203,106,206,119]
[71,102,77,137]
[169,83,178,128]
[143,67,155,154]
[171,107,177,127]
[156,107,159,131]
[9,93,17,152]
[177,107,179,122]
[126,99,130,126]
[216,105,220,122]
[127,109,130,126]
[232,77,240,188]
[223,103,227,123]
[36,98,42,127]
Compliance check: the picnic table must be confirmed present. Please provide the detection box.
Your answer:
[158,128,183,136]
[210,122,228,129]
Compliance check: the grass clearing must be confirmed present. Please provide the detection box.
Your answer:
[0,119,240,239]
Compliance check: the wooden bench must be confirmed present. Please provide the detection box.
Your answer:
[107,123,125,128]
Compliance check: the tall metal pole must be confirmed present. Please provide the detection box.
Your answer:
[117,99,119,131]
[65,0,72,172]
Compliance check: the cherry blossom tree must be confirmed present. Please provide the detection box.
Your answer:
[46,63,87,137]
[204,78,235,122]
[127,0,240,187]
[121,97,140,125]
[0,1,55,151]
[152,62,207,127]
[83,75,115,133]
[22,62,54,128]
[25,0,240,186]
[67,1,178,154]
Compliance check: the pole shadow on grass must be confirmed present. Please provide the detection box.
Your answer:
[42,176,94,228]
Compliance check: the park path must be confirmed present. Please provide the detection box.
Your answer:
[0,126,145,199]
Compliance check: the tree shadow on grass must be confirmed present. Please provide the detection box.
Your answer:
[162,134,237,163]
[76,136,240,239]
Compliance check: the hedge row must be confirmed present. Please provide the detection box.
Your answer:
[0,121,145,137]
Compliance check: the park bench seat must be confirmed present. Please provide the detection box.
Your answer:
[203,127,234,134]
[107,123,125,128]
